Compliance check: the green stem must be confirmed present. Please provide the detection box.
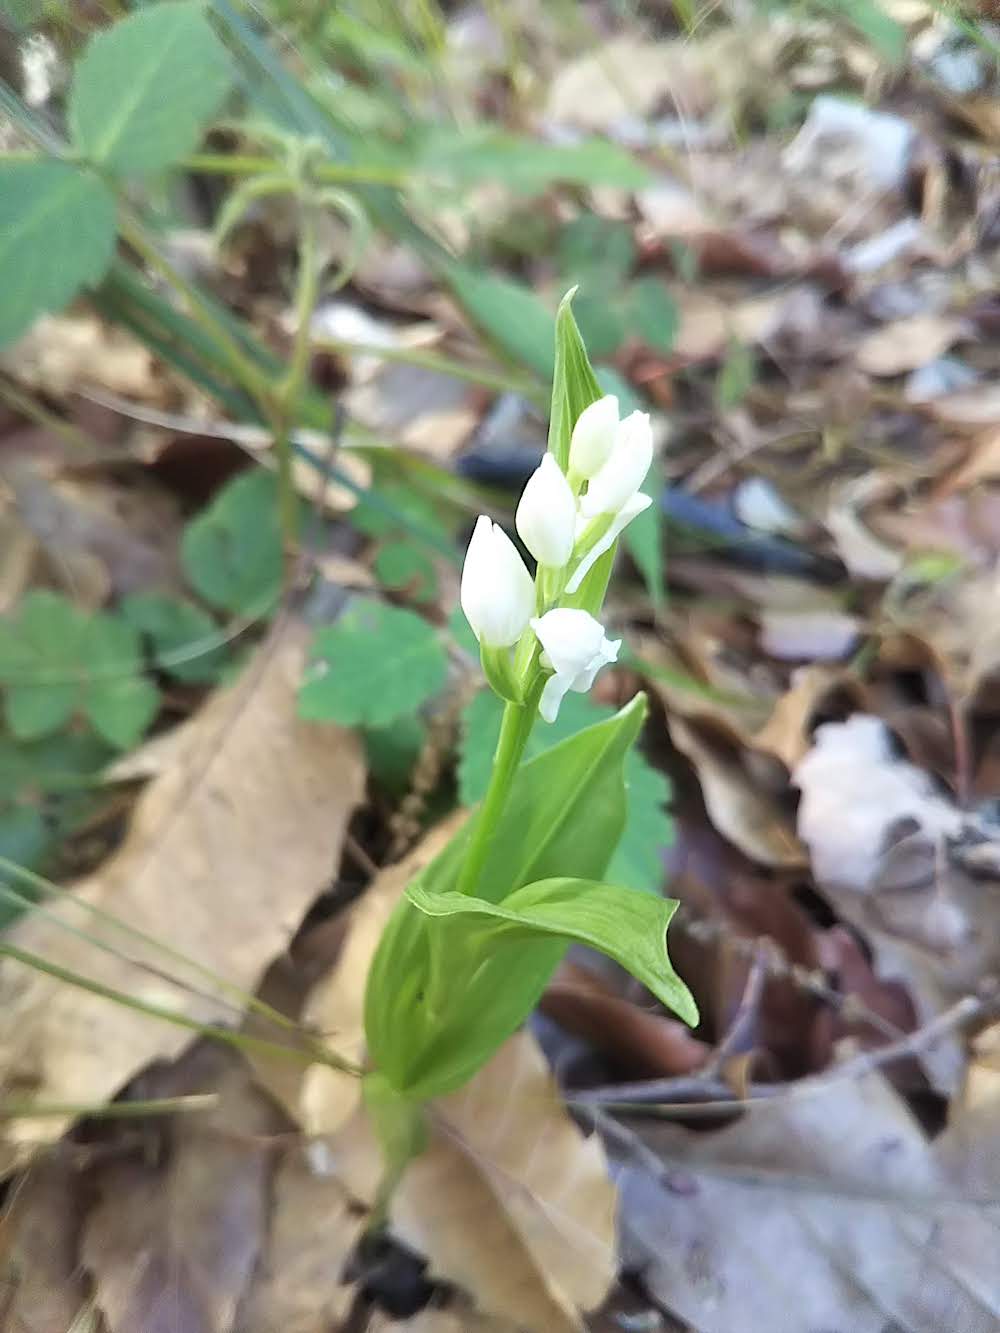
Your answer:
[455,673,544,897]
[311,334,539,399]
[273,202,322,545]
[119,214,277,413]
[182,153,406,186]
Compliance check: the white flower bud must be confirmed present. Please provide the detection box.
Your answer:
[515,454,577,568]
[580,410,653,518]
[569,395,619,480]
[530,608,621,723]
[566,491,652,594]
[461,515,535,648]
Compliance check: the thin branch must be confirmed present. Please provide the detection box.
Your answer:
[573,993,992,1111]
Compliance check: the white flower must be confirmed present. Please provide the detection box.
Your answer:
[566,491,652,594]
[515,454,577,567]
[569,395,619,480]
[580,410,653,518]
[530,608,621,723]
[461,515,535,648]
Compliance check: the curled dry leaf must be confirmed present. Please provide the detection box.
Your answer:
[325,1031,616,1333]
[616,1069,1000,1333]
[668,715,806,868]
[0,619,366,1168]
[540,959,710,1079]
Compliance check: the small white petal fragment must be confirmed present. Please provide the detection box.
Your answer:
[516,454,577,567]
[460,515,535,648]
[566,491,652,594]
[580,410,653,518]
[530,608,621,722]
[569,394,620,480]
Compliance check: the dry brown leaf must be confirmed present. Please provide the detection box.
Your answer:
[959,1021,1000,1113]
[325,1031,616,1333]
[2,314,162,400]
[941,427,1000,493]
[826,487,904,581]
[365,1307,515,1332]
[544,36,700,131]
[236,1146,363,1333]
[291,449,371,515]
[855,315,967,376]
[928,382,1000,429]
[300,814,465,1137]
[752,665,863,770]
[759,607,861,661]
[617,1068,1000,1333]
[0,619,365,1166]
[82,1053,285,1333]
[668,715,806,868]
[540,959,710,1079]
[792,715,997,1090]
[0,1155,91,1332]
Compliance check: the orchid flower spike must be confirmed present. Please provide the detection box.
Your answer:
[569,395,619,481]
[579,410,653,519]
[516,453,577,568]
[530,608,621,723]
[461,516,535,648]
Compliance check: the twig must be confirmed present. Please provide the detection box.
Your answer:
[702,947,766,1077]
[573,993,993,1110]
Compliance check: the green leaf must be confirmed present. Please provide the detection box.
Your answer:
[0,805,47,876]
[298,599,447,728]
[607,755,672,894]
[458,689,605,807]
[547,289,604,471]
[0,161,116,348]
[0,0,43,32]
[120,593,226,683]
[69,1,233,175]
[446,266,556,379]
[373,538,438,603]
[419,130,649,193]
[365,697,650,1098]
[716,338,756,410]
[819,0,905,64]
[0,592,83,739]
[78,615,160,750]
[459,689,673,894]
[558,216,636,286]
[408,877,696,1026]
[623,464,664,608]
[364,716,427,796]
[629,277,679,354]
[181,469,283,615]
[0,732,111,801]
[0,594,159,748]
[572,293,626,359]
